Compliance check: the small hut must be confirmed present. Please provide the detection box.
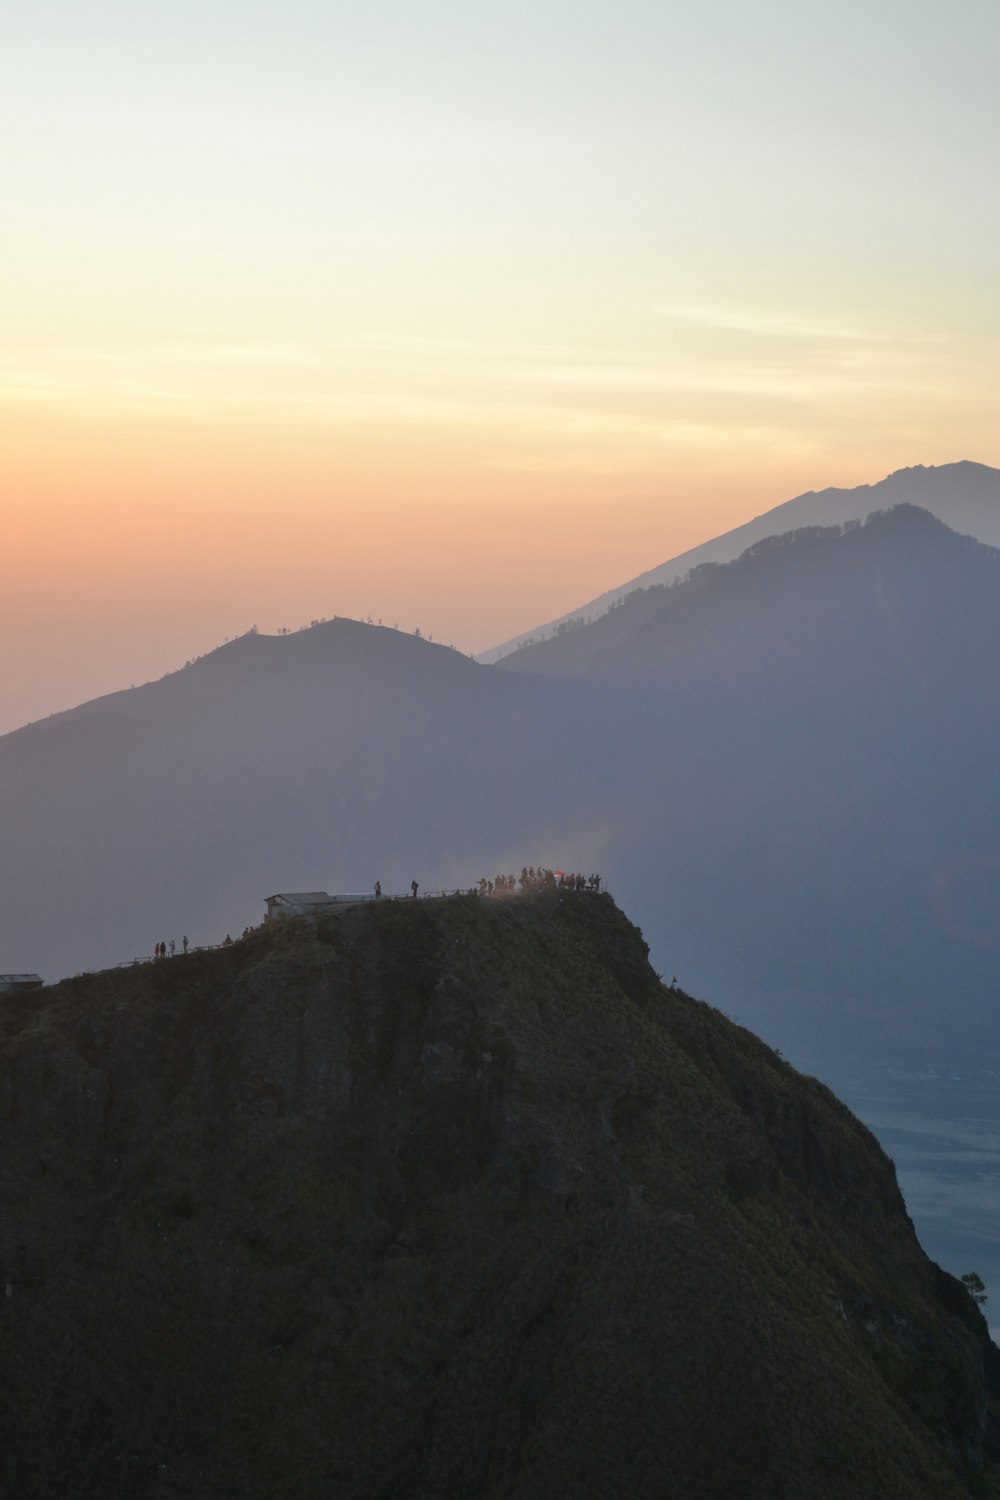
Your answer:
[264,892,338,921]
[0,974,43,995]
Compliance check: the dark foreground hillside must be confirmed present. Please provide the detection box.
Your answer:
[1,893,997,1500]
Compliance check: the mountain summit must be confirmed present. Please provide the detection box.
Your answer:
[1,890,997,1498]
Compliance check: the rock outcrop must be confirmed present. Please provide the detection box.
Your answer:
[0,891,997,1498]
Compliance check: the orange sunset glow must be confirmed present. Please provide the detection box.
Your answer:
[3,1,999,733]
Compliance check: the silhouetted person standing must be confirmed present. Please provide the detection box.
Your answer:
[411,880,418,899]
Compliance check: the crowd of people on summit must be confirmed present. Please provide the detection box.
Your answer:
[371,868,603,900]
[474,867,602,897]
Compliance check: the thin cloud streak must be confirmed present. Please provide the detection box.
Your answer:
[4,325,960,410]
[652,304,942,346]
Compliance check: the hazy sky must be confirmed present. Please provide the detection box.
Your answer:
[3,0,999,733]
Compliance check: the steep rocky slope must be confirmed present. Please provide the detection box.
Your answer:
[1,893,997,1499]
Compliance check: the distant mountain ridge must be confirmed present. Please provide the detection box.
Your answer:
[4,500,1000,1071]
[7,480,1000,1316]
[499,501,1000,678]
[478,460,1000,662]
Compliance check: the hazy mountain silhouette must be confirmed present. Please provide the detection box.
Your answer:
[479,460,1000,662]
[0,622,586,979]
[3,503,1000,1078]
[497,505,1000,1066]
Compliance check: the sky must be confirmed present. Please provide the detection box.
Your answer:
[3,0,999,734]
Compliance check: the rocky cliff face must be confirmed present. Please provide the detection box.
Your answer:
[1,892,997,1499]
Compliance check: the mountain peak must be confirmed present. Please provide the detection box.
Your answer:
[885,458,995,480]
[480,460,1000,663]
[501,501,1000,681]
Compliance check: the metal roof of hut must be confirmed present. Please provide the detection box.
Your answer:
[265,892,334,906]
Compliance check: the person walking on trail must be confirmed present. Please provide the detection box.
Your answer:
[182,935,189,954]
[374,881,382,901]
[411,880,419,899]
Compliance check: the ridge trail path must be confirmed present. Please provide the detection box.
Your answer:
[113,889,496,968]
[113,880,608,971]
